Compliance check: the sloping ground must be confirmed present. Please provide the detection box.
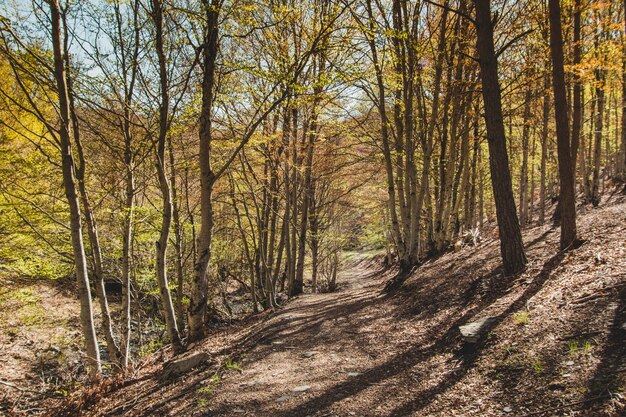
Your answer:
[46,191,626,416]
[0,275,90,412]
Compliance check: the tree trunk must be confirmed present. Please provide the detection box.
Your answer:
[474,0,527,275]
[622,0,626,178]
[121,157,134,367]
[591,68,605,207]
[549,0,578,248]
[152,0,182,351]
[310,185,319,294]
[468,111,480,230]
[64,31,120,364]
[364,0,406,270]
[288,108,299,295]
[295,88,321,295]
[189,0,220,342]
[116,0,140,369]
[572,0,583,177]
[169,138,186,329]
[49,0,100,374]
[519,87,532,227]
[539,72,550,224]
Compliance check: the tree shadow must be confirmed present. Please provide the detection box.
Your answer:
[95,263,393,416]
[91,243,573,417]
[212,251,565,417]
[581,284,626,412]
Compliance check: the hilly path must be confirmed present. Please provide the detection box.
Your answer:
[66,194,626,417]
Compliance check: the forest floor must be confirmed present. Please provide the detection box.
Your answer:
[5,186,626,417]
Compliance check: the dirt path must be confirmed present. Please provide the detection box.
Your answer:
[204,254,397,416]
[78,195,625,417]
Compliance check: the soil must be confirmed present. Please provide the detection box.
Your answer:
[5,188,626,417]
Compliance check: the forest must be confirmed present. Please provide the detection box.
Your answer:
[0,0,624,415]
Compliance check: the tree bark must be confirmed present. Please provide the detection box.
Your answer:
[364,0,406,270]
[49,0,101,374]
[519,87,532,227]
[115,0,140,368]
[189,0,220,342]
[63,20,121,364]
[474,0,527,274]
[548,0,578,248]
[152,0,182,351]
[572,0,583,177]
[169,138,186,329]
[622,0,626,178]
[539,72,550,224]
[591,68,605,207]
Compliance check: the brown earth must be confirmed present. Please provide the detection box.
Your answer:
[6,188,626,417]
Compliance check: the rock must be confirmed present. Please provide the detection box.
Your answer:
[275,395,291,402]
[503,406,513,413]
[565,361,574,366]
[161,352,211,380]
[347,372,360,377]
[233,408,245,413]
[302,351,316,358]
[459,317,497,343]
[292,385,311,392]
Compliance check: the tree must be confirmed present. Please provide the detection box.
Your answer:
[548,0,578,248]
[150,0,183,352]
[48,0,101,373]
[189,0,221,342]
[474,0,527,275]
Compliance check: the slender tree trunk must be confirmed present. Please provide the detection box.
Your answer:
[60,10,121,365]
[622,0,626,178]
[294,130,315,295]
[592,68,605,206]
[152,0,182,350]
[572,0,583,176]
[364,0,406,271]
[468,112,480,229]
[519,87,532,227]
[295,86,321,295]
[75,143,120,365]
[189,0,220,342]
[169,138,186,329]
[474,0,527,274]
[549,0,578,248]
[310,185,319,293]
[529,127,537,224]
[478,144,484,229]
[288,108,299,295]
[416,0,449,259]
[539,72,550,224]
[49,0,100,374]
[116,0,140,369]
[120,157,134,367]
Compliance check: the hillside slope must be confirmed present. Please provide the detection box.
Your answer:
[47,191,626,417]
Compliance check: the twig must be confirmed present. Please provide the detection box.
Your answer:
[573,292,609,305]
[0,379,38,393]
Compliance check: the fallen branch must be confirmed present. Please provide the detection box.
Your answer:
[0,379,38,394]
[572,292,609,305]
